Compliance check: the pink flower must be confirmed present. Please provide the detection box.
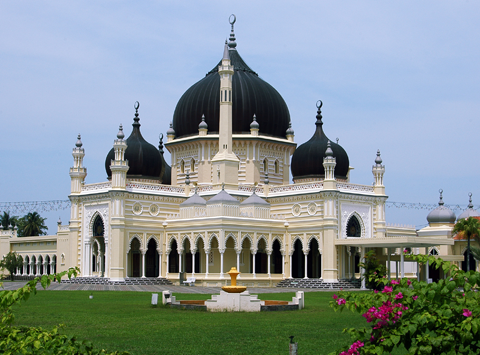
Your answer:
[391,280,399,285]
[333,294,338,300]
[403,249,408,253]
[407,280,412,286]
[395,292,403,300]
[463,309,472,317]
[337,298,346,305]
[374,290,378,293]
[383,286,393,293]
[413,295,418,301]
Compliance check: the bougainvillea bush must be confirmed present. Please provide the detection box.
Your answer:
[329,253,480,355]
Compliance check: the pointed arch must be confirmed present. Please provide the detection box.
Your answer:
[224,233,238,250]
[127,234,143,253]
[208,233,219,250]
[256,234,268,250]
[167,235,178,253]
[290,235,305,252]
[307,235,321,253]
[241,234,253,249]
[146,235,160,250]
[271,235,284,252]
[194,234,205,250]
[180,234,191,251]
[345,212,366,238]
[428,247,439,255]
[88,211,106,243]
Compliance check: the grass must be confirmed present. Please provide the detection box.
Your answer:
[11,290,367,354]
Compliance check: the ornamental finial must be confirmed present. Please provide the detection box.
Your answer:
[315,100,323,126]
[228,14,237,49]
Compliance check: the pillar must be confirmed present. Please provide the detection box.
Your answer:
[205,249,210,278]
[252,251,257,278]
[360,248,366,289]
[219,249,224,279]
[267,251,271,279]
[141,251,146,278]
[304,252,308,279]
[192,250,196,277]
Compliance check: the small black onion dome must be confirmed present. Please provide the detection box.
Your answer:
[427,190,456,224]
[291,101,349,180]
[286,121,294,136]
[105,103,165,181]
[172,42,290,139]
[458,193,480,220]
[75,134,83,148]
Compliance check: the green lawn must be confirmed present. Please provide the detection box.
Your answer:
[11,290,366,354]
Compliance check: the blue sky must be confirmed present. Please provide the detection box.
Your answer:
[1,1,479,232]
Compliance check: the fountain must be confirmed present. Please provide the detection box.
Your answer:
[221,267,247,293]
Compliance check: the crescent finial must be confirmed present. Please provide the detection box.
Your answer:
[229,14,236,25]
[316,100,323,109]
[134,101,140,110]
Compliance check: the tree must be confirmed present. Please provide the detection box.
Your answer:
[453,216,480,272]
[357,250,387,290]
[0,252,23,281]
[0,211,19,230]
[21,212,48,237]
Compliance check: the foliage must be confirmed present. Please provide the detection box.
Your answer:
[0,252,23,281]
[20,212,48,237]
[453,217,480,245]
[0,212,20,231]
[0,268,128,354]
[357,250,387,290]
[330,252,480,355]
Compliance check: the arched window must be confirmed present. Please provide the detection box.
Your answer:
[263,158,268,172]
[180,160,185,174]
[191,158,195,172]
[346,216,361,237]
[274,160,280,174]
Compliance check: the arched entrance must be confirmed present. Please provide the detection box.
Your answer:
[254,238,268,274]
[307,238,321,278]
[346,215,361,238]
[25,256,30,275]
[31,256,36,275]
[169,239,179,273]
[45,255,51,275]
[145,239,159,277]
[428,248,440,281]
[92,215,105,277]
[271,240,282,274]
[128,238,142,277]
[292,239,304,278]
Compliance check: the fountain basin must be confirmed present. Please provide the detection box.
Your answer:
[221,285,247,293]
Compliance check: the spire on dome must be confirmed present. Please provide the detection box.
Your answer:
[286,121,294,136]
[158,133,164,154]
[250,114,259,129]
[75,134,83,148]
[315,100,323,126]
[133,101,140,127]
[167,122,175,135]
[438,189,445,206]
[117,124,124,140]
[199,114,208,130]
[468,192,474,209]
[223,40,230,60]
[228,14,237,49]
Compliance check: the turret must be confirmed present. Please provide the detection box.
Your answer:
[323,141,337,190]
[110,123,129,190]
[372,149,385,195]
[69,134,87,194]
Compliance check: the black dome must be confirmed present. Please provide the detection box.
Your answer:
[172,48,290,139]
[106,109,165,181]
[291,103,349,180]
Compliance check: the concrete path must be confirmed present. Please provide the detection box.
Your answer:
[0,280,354,293]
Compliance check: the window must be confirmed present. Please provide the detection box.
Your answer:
[263,158,268,172]
[275,160,280,174]
[180,160,185,174]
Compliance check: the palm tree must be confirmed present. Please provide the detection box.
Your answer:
[21,212,48,237]
[453,217,480,272]
[0,212,20,230]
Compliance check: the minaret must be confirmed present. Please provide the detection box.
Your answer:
[110,123,129,189]
[69,134,87,194]
[372,149,385,195]
[323,140,337,189]
[211,40,239,186]
[372,150,386,238]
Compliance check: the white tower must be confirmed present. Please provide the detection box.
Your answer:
[211,41,239,186]
[110,124,129,189]
[69,134,87,194]
[323,141,337,190]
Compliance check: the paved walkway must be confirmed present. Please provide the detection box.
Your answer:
[0,281,356,294]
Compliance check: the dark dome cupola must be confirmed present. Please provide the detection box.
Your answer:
[106,102,165,181]
[172,16,290,139]
[291,101,350,181]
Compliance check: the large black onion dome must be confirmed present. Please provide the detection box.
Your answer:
[291,101,349,180]
[427,190,456,224]
[172,45,290,139]
[106,104,165,181]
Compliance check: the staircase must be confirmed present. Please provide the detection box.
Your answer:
[276,278,361,289]
[61,277,173,286]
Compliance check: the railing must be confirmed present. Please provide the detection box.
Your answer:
[82,182,111,192]
[126,183,185,194]
[269,182,324,194]
[337,183,374,193]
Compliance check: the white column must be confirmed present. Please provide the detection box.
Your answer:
[104,243,108,278]
[158,251,162,278]
[23,262,27,276]
[400,250,405,278]
[360,248,366,289]
[85,243,92,277]
[192,250,196,277]
[205,250,209,279]
[282,253,285,278]
[178,252,182,273]
[426,259,430,281]
[30,261,34,276]
[166,252,170,277]
[36,262,41,276]
[252,251,256,278]
[236,251,240,278]
[141,251,146,278]
[43,262,47,275]
[304,253,308,279]
[289,253,293,279]
[267,252,271,279]
[220,250,224,279]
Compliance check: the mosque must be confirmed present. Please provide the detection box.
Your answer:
[0,17,475,287]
